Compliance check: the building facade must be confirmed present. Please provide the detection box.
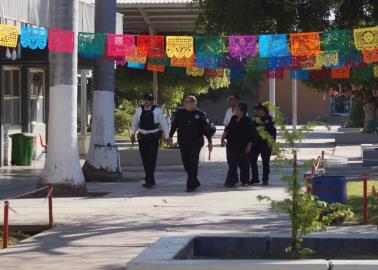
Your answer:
[0,0,123,166]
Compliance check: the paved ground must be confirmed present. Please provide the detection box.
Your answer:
[0,126,377,269]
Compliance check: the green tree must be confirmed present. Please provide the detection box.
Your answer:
[195,0,378,132]
[115,67,229,111]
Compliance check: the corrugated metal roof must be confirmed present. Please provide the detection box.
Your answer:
[117,0,193,4]
[117,0,200,33]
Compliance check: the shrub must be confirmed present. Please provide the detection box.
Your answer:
[348,100,364,128]
[114,100,135,136]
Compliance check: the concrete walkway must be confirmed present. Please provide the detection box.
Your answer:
[0,126,376,269]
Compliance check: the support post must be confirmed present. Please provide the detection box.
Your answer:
[153,70,158,104]
[3,201,9,249]
[268,78,276,117]
[292,78,298,131]
[363,175,368,223]
[80,70,88,136]
[48,183,53,228]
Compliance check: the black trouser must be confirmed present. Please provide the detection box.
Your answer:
[138,132,160,185]
[250,145,271,183]
[179,144,202,189]
[226,147,250,185]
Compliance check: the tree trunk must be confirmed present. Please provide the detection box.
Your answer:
[83,0,121,182]
[38,0,87,196]
[362,100,378,133]
[291,150,299,258]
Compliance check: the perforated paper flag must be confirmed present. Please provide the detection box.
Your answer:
[171,55,195,67]
[166,36,193,58]
[78,32,104,58]
[265,68,284,79]
[137,35,165,57]
[186,67,205,76]
[48,29,74,53]
[196,36,226,54]
[259,34,289,58]
[331,66,350,79]
[315,51,339,67]
[0,24,19,48]
[228,35,258,59]
[362,49,378,64]
[353,26,378,51]
[21,27,47,50]
[107,34,135,57]
[290,32,321,56]
[147,63,165,72]
[291,69,309,80]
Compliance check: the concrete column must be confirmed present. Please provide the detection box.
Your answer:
[292,78,298,130]
[269,78,276,117]
[153,70,158,104]
[80,69,88,136]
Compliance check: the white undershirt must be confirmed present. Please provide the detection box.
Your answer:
[223,107,235,126]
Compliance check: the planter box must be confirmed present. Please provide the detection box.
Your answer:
[337,128,362,133]
[119,148,207,166]
[335,132,378,145]
[127,233,378,270]
[78,135,91,155]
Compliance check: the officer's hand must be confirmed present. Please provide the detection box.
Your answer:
[130,134,136,145]
[221,137,226,147]
[166,137,173,147]
[208,143,213,152]
[245,144,252,154]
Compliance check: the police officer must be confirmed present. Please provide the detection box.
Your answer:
[131,93,169,188]
[168,96,215,192]
[250,103,277,186]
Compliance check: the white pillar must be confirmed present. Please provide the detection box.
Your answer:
[292,78,298,131]
[268,78,276,117]
[80,69,88,136]
[153,70,158,104]
[269,78,276,106]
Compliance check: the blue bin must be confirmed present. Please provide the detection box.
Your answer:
[311,176,347,204]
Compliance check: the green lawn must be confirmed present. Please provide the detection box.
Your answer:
[347,180,378,224]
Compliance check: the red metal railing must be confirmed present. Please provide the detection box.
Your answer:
[2,184,53,249]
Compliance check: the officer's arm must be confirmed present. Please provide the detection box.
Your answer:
[130,108,140,135]
[268,118,277,141]
[203,114,213,144]
[158,109,170,139]
[169,110,179,138]
[247,119,254,144]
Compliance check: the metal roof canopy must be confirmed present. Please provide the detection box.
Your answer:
[117,0,202,34]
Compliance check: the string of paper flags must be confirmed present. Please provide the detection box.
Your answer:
[1,24,378,80]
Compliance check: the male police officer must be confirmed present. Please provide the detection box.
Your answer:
[250,103,276,186]
[131,93,169,188]
[168,96,215,192]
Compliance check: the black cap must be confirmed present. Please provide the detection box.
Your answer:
[143,93,154,101]
[254,103,269,114]
[254,103,264,111]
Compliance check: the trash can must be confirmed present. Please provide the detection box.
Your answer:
[10,133,34,166]
[311,176,347,204]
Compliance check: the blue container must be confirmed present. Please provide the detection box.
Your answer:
[311,176,347,204]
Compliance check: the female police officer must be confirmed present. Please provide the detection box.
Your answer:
[167,96,215,192]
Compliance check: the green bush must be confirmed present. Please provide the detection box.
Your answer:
[114,100,135,136]
[348,100,364,128]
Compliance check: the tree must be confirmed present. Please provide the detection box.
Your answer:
[38,0,87,195]
[195,0,378,132]
[115,67,229,111]
[258,104,353,258]
[83,0,122,181]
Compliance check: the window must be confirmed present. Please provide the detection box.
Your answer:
[29,70,45,123]
[3,68,21,126]
[330,95,352,115]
